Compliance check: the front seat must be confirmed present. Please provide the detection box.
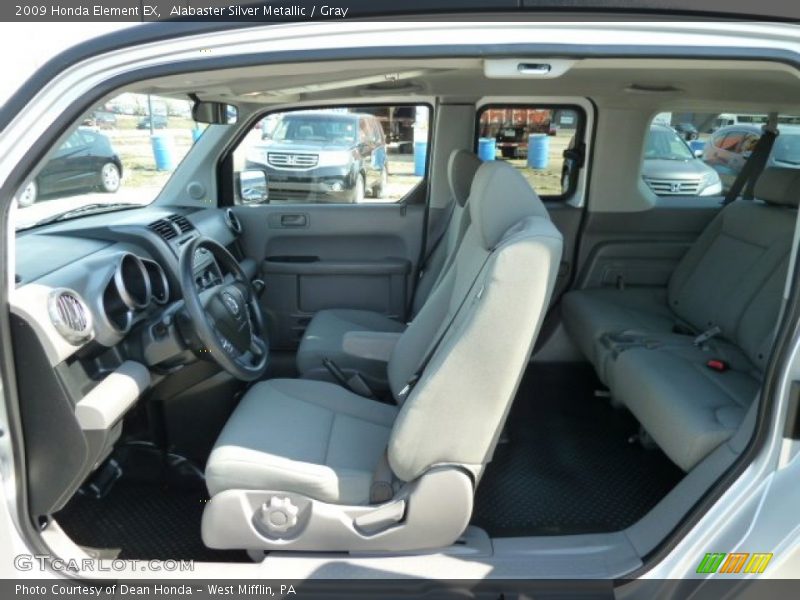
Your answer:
[294,149,482,389]
[202,161,563,552]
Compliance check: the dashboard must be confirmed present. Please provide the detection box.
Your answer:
[14,206,250,363]
[11,204,252,516]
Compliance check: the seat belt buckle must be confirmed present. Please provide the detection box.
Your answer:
[694,325,721,346]
[706,359,729,372]
[397,374,420,402]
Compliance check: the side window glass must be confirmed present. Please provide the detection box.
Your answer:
[720,132,743,152]
[741,133,759,155]
[359,119,370,144]
[476,106,582,198]
[643,111,800,198]
[232,105,430,205]
[641,116,722,197]
[60,132,84,151]
[369,120,382,144]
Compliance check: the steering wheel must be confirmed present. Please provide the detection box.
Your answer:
[179,236,268,381]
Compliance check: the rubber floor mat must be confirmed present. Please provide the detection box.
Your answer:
[471,363,684,537]
[55,482,248,562]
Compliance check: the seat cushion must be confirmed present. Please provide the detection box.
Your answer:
[561,287,677,377]
[296,309,406,385]
[205,379,398,504]
[611,344,761,471]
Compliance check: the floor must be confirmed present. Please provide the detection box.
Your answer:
[57,363,684,560]
[471,363,685,536]
[55,444,248,562]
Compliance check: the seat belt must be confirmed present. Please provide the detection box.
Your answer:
[397,251,492,403]
[423,209,471,306]
[723,113,779,206]
[417,201,455,284]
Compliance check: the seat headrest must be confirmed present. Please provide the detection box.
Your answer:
[468,161,549,249]
[448,149,482,207]
[755,167,800,208]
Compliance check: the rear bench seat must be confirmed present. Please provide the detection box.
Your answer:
[562,167,800,471]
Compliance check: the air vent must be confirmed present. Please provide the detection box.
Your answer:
[224,208,243,235]
[148,218,178,241]
[168,214,194,233]
[48,289,92,345]
[148,214,194,241]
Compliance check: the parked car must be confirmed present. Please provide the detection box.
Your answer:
[136,114,169,129]
[642,124,723,196]
[674,122,699,140]
[17,128,122,207]
[702,123,800,191]
[245,111,388,202]
[82,110,117,129]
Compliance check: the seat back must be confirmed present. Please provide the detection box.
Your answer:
[411,150,482,316]
[386,161,563,483]
[667,167,799,371]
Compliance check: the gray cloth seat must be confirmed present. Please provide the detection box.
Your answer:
[204,160,563,519]
[611,343,761,471]
[294,309,407,387]
[562,167,799,470]
[295,149,482,386]
[561,286,677,376]
[206,378,398,504]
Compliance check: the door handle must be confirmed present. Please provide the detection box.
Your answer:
[279,213,308,227]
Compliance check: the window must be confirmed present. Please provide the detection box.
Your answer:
[476,106,583,198]
[741,133,759,155]
[772,134,800,166]
[232,104,430,205]
[720,132,744,152]
[15,92,204,230]
[641,114,723,197]
[644,127,695,161]
[642,111,800,198]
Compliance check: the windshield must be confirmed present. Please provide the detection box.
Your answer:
[271,115,357,144]
[644,127,695,161]
[14,93,206,231]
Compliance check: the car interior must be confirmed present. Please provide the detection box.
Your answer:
[8,51,800,577]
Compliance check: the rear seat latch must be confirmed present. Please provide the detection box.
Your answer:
[706,359,729,372]
[694,325,721,346]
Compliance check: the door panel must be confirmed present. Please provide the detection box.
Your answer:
[573,201,721,291]
[234,203,424,350]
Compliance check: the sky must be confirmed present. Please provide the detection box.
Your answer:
[0,23,135,106]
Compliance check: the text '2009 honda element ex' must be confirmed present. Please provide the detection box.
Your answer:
[2,15,800,592]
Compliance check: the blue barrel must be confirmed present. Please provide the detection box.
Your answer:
[688,139,706,155]
[478,137,496,161]
[527,134,550,169]
[413,141,428,176]
[191,127,203,143]
[151,134,174,171]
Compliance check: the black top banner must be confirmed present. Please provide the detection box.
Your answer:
[4,0,800,22]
